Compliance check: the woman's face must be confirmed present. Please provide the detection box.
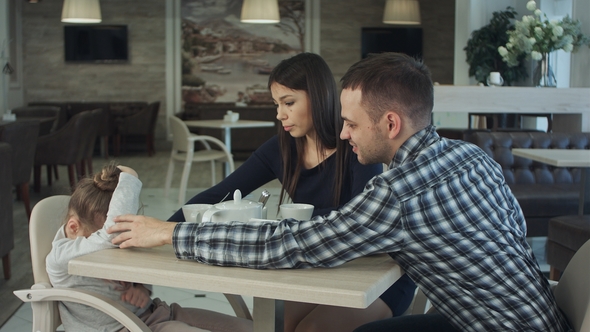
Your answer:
[271,83,314,138]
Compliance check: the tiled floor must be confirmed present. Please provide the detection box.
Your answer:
[1,185,284,332]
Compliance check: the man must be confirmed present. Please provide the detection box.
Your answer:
[109,53,570,331]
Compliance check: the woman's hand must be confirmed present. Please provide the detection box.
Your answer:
[121,283,151,308]
[108,215,176,248]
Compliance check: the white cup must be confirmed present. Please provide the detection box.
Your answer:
[279,203,314,220]
[182,204,213,223]
[488,72,503,86]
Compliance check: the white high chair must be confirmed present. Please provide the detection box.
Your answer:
[13,195,151,332]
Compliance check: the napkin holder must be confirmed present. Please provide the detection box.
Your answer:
[2,110,16,122]
[223,110,239,122]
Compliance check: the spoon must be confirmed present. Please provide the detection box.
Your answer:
[258,190,270,208]
[219,191,230,203]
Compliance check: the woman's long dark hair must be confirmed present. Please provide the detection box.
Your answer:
[268,52,349,206]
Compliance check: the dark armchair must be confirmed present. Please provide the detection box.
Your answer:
[0,120,39,220]
[34,110,96,192]
[114,101,160,156]
[11,106,66,136]
[81,109,106,177]
[0,142,13,280]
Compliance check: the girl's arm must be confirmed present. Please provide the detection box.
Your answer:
[47,171,143,271]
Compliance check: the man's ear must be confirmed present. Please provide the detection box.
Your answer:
[65,217,83,238]
[384,111,402,139]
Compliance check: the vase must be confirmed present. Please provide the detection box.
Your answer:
[533,52,556,87]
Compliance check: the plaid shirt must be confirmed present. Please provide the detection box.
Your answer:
[174,125,570,332]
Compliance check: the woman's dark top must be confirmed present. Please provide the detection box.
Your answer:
[168,135,382,219]
[168,135,416,316]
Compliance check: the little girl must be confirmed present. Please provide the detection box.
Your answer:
[46,163,252,332]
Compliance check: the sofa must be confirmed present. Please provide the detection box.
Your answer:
[178,102,279,160]
[464,131,590,237]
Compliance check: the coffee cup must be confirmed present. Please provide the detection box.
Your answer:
[279,203,314,220]
[182,204,213,223]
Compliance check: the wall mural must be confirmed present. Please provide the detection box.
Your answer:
[181,0,305,105]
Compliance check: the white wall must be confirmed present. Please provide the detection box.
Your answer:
[571,0,590,88]
[436,0,586,131]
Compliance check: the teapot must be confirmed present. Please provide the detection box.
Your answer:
[201,189,263,223]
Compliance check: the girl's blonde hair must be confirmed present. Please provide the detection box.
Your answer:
[67,162,122,233]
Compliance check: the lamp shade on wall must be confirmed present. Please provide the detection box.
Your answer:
[383,0,421,25]
[61,0,102,23]
[240,0,280,24]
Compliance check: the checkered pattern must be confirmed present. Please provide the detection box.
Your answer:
[174,125,571,332]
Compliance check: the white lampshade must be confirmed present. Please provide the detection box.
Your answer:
[61,0,102,24]
[240,0,280,24]
[383,0,421,25]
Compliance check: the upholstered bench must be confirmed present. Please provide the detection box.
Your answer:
[465,131,590,237]
[547,215,590,280]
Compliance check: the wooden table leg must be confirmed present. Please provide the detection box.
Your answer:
[253,297,284,332]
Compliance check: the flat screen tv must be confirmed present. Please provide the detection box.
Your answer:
[64,25,128,63]
[361,27,423,59]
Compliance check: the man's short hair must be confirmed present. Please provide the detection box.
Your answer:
[341,52,434,129]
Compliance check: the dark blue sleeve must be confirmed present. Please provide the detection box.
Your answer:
[168,136,282,221]
[311,153,383,217]
[350,155,383,197]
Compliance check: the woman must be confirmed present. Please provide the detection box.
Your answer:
[168,52,415,332]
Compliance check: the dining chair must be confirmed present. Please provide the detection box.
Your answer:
[114,101,160,156]
[33,110,95,192]
[550,239,590,332]
[0,120,39,220]
[12,195,151,332]
[0,142,13,280]
[80,109,105,177]
[12,105,66,136]
[164,115,235,205]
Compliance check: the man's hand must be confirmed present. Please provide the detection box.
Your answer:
[121,283,150,308]
[108,215,176,248]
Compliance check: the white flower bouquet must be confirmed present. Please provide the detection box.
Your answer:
[498,0,590,67]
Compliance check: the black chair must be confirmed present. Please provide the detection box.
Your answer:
[0,142,13,280]
[0,120,39,220]
[81,109,105,177]
[114,101,160,156]
[12,106,66,136]
[33,111,95,192]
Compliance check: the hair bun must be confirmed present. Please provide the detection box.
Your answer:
[93,163,122,191]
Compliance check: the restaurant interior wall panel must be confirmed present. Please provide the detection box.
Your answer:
[321,0,455,86]
[21,0,167,143]
[20,0,455,131]
[21,0,166,108]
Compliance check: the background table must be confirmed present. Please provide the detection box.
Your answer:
[185,119,275,175]
[69,245,402,332]
[512,149,590,215]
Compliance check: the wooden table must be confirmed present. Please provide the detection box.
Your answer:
[512,149,590,215]
[69,245,402,332]
[185,119,275,175]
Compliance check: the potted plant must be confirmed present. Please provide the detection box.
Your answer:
[464,7,528,86]
[498,0,590,87]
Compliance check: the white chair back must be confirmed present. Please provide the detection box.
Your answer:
[169,116,193,153]
[553,239,590,332]
[165,115,235,204]
[30,195,71,284]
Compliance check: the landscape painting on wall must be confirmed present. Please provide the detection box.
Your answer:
[181,0,305,105]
